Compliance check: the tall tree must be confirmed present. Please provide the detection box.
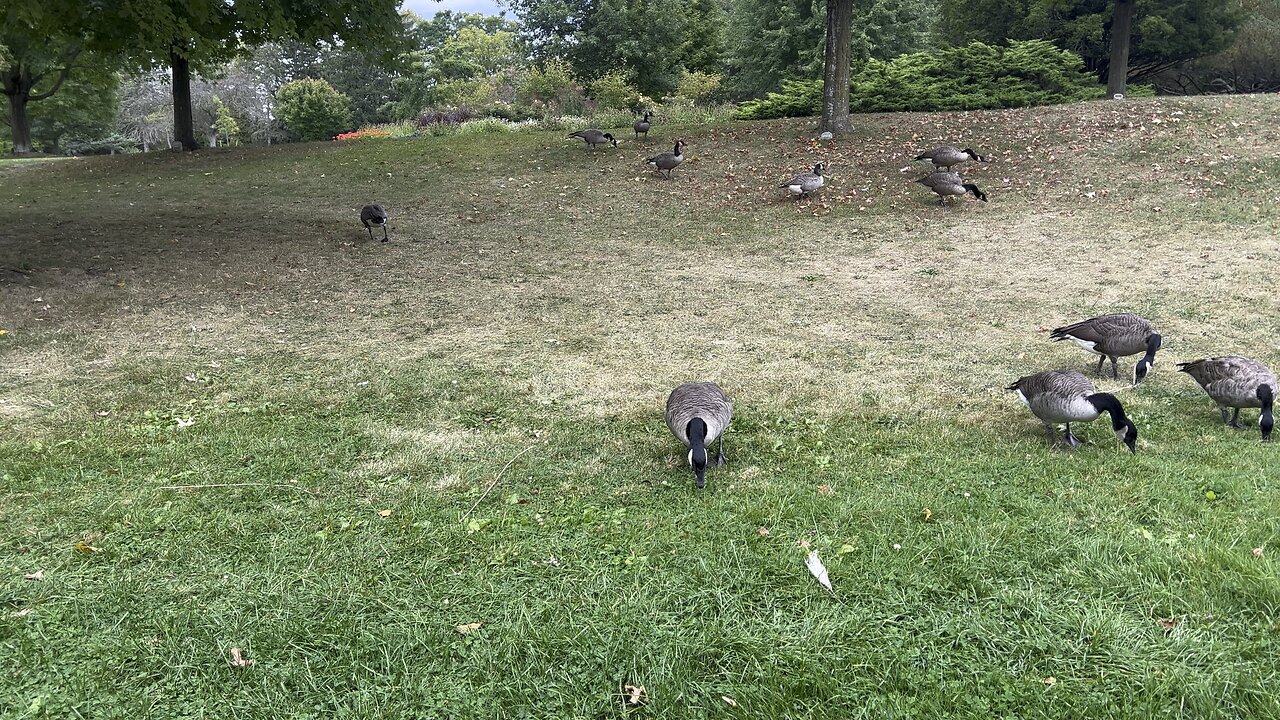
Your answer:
[819,0,854,134]
[680,0,726,74]
[94,0,401,151]
[726,0,824,99]
[0,2,103,154]
[940,0,1242,83]
[1106,0,1136,96]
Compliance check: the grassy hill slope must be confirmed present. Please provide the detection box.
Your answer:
[2,95,1279,718]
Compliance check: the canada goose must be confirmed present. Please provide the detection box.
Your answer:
[1050,313,1162,384]
[665,381,734,488]
[780,162,826,199]
[360,204,389,242]
[916,171,987,206]
[1177,356,1275,441]
[646,140,687,179]
[567,129,617,149]
[633,111,653,140]
[915,146,988,171]
[1007,369,1138,452]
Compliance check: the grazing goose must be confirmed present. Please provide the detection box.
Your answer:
[1007,369,1138,452]
[646,140,687,179]
[916,171,988,206]
[1177,356,1275,441]
[360,204,389,242]
[665,381,734,488]
[915,146,988,171]
[1050,313,1162,384]
[633,111,653,140]
[780,162,826,199]
[567,129,618,149]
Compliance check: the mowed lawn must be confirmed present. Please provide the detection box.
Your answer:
[2,95,1279,718]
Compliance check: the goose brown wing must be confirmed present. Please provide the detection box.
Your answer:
[1008,369,1095,401]
[666,382,733,445]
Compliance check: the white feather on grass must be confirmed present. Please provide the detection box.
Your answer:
[805,551,833,593]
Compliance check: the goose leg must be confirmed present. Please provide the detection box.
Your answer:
[1229,408,1243,429]
[1063,423,1082,448]
[366,226,374,241]
[1219,407,1231,425]
[1095,355,1106,376]
[1043,423,1057,446]
[381,225,389,242]
[1109,356,1119,380]
[716,435,726,466]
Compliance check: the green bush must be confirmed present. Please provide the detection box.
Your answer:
[517,60,578,106]
[674,70,723,104]
[734,40,1104,119]
[64,134,136,155]
[276,79,354,142]
[733,79,823,120]
[589,71,641,110]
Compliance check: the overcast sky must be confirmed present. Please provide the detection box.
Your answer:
[402,0,506,17]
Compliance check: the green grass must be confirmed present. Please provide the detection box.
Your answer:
[3,95,1280,718]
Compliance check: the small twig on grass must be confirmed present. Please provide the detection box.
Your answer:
[1,267,31,276]
[460,442,538,522]
[156,482,317,495]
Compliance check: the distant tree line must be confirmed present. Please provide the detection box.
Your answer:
[1,0,1271,154]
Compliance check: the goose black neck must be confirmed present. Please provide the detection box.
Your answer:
[687,417,708,448]
[1088,392,1130,429]
[1261,384,1274,440]
[1144,333,1162,360]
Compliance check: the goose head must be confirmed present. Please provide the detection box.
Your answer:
[687,446,708,488]
[1132,333,1162,385]
[604,132,618,147]
[964,183,988,202]
[964,148,988,162]
[1090,392,1138,453]
[1115,419,1138,453]
[813,161,826,176]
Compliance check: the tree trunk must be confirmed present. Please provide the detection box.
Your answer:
[5,89,34,154]
[819,0,854,135]
[1107,0,1137,97]
[170,50,198,151]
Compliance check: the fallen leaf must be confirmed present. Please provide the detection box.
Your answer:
[1157,617,1179,632]
[756,527,770,536]
[623,684,647,706]
[838,543,856,555]
[805,551,833,593]
[817,484,833,496]
[23,570,44,581]
[378,509,392,518]
[73,541,100,553]
[11,608,32,617]
[175,417,196,428]
[455,622,483,635]
[1253,547,1264,558]
[797,538,812,550]
[229,647,255,669]
[722,695,738,707]
[1042,676,1056,686]
[921,507,935,523]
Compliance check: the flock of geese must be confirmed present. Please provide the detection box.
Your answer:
[356,116,1272,488]
[669,313,1274,488]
